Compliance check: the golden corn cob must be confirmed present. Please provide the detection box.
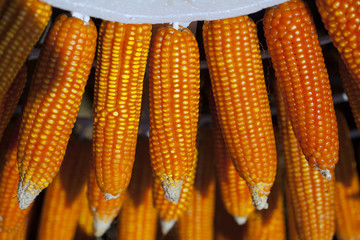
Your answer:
[87,162,125,238]
[38,137,91,240]
[334,110,360,240]
[178,126,216,240]
[284,184,300,240]
[0,0,51,101]
[17,14,97,209]
[275,79,335,240]
[0,64,27,140]
[203,15,277,210]
[93,21,152,200]
[263,0,339,179]
[118,137,157,240]
[74,185,94,240]
[316,0,360,86]
[148,24,200,203]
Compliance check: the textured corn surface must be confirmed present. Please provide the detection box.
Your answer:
[0,64,27,141]
[148,25,200,202]
[284,184,300,240]
[38,137,91,240]
[74,185,94,240]
[203,15,277,210]
[93,21,152,199]
[0,0,51,102]
[87,163,125,237]
[334,110,360,240]
[17,14,97,209]
[263,0,339,174]
[339,59,360,131]
[118,137,157,240]
[0,123,31,234]
[275,79,335,240]
[316,0,360,87]
[178,127,216,240]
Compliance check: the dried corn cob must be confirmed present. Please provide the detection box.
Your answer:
[203,15,277,210]
[284,184,300,240]
[275,79,335,240]
[334,110,360,240]
[316,0,360,87]
[118,137,157,240]
[87,162,125,237]
[153,153,197,235]
[93,21,152,200]
[178,126,216,240]
[338,59,360,131]
[38,137,91,240]
[75,185,94,240]
[148,24,200,203]
[0,0,51,101]
[263,0,338,179]
[0,64,27,141]
[17,13,97,209]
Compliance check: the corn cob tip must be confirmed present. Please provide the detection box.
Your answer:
[17,180,41,209]
[93,218,112,237]
[71,12,90,25]
[249,183,269,210]
[103,192,120,201]
[160,218,177,235]
[315,165,332,181]
[234,216,247,225]
[161,177,183,204]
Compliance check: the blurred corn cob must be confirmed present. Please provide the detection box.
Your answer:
[93,21,152,200]
[284,184,300,240]
[203,15,277,210]
[334,110,360,240]
[263,0,338,179]
[38,137,91,240]
[118,137,157,240]
[148,24,200,203]
[316,0,360,87]
[17,14,97,209]
[178,126,216,240]
[74,185,94,240]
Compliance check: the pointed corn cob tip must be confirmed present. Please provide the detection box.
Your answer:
[103,193,120,201]
[17,180,41,209]
[234,216,247,225]
[249,183,269,210]
[160,218,177,235]
[161,177,183,204]
[93,217,112,237]
[315,165,332,181]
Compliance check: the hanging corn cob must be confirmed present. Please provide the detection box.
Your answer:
[316,0,360,87]
[93,21,152,200]
[0,64,27,141]
[17,13,97,209]
[284,184,300,240]
[87,162,125,238]
[334,110,360,240]
[0,0,51,102]
[74,185,94,240]
[38,137,91,240]
[148,24,200,203]
[275,79,335,240]
[117,137,157,240]
[203,15,277,210]
[263,0,338,180]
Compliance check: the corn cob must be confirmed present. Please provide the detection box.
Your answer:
[284,184,300,240]
[0,122,32,234]
[148,24,200,203]
[87,162,125,237]
[93,21,152,200]
[153,153,197,235]
[17,13,97,209]
[316,0,360,87]
[0,64,27,141]
[118,137,157,240]
[178,126,216,240]
[203,15,277,210]
[275,79,335,240]
[0,0,51,102]
[263,0,338,179]
[74,185,94,240]
[38,137,91,240]
[334,110,360,240]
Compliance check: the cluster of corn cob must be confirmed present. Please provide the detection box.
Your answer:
[1,0,360,239]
